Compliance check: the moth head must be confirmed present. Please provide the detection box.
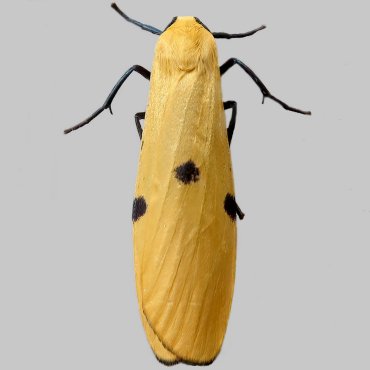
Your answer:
[157,16,216,72]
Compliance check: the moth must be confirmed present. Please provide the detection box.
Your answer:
[64,3,310,366]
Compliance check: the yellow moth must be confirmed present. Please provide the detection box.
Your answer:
[64,3,311,366]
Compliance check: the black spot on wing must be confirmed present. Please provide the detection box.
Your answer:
[132,196,147,222]
[224,193,238,221]
[175,160,200,184]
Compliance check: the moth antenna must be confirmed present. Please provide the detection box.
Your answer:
[213,25,266,39]
[111,3,162,35]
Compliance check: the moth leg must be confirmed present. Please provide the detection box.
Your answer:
[64,65,151,134]
[134,111,145,140]
[220,58,311,115]
[235,201,245,220]
[223,101,244,218]
[223,101,237,145]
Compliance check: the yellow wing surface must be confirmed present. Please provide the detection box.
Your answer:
[133,17,237,365]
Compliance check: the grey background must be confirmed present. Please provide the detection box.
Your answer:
[1,0,369,369]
